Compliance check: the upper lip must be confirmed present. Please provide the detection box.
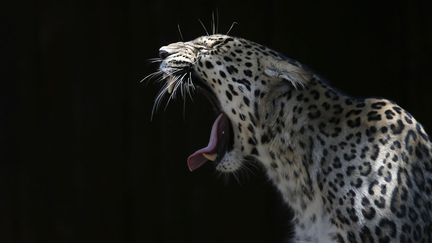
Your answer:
[160,64,193,94]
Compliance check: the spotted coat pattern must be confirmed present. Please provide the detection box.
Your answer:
[156,34,432,243]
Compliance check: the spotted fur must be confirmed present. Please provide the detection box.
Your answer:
[154,34,432,243]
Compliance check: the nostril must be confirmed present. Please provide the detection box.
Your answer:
[159,49,170,59]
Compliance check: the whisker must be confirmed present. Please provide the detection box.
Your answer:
[150,59,163,64]
[182,80,187,120]
[172,74,185,97]
[186,79,193,101]
[163,74,184,111]
[211,11,215,35]
[232,170,241,185]
[140,70,163,84]
[148,57,162,62]
[186,73,195,101]
[162,81,177,112]
[189,72,196,90]
[216,8,219,34]
[178,73,187,97]
[226,21,238,35]
[152,73,180,116]
[177,24,184,41]
[149,66,196,119]
[198,19,209,36]
[170,77,180,98]
[151,82,169,120]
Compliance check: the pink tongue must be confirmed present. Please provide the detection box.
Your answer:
[187,113,228,171]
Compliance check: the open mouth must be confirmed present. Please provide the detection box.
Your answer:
[186,74,234,171]
[161,68,234,171]
[159,56,234,171]
[187,112,233,171]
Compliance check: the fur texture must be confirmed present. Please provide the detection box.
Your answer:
[153,34,432,243]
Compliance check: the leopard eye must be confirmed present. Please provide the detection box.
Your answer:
[210,40,224,48]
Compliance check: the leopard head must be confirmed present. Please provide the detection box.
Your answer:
[154,34,311,173]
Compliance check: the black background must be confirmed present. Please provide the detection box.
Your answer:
[1,1,431,243]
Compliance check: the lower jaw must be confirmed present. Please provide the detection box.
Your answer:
[186,96,234,172]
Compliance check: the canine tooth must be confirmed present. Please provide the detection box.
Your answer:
[167,78,175,94]
[203,153,217,161]
[168,83,174,94]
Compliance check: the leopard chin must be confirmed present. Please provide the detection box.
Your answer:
[215,149,245,173]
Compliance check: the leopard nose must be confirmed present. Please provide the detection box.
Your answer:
[159,48,171,59]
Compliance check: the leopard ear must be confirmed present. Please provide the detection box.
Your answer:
[262,56,311,89]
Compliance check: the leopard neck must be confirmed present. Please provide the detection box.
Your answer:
[255,76,349,215]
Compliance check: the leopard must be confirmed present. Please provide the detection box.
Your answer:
[150,34,432,243]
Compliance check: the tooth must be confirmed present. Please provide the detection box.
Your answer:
[168,82,174,94]
[203,153,217,161]
[167,77,175,94]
